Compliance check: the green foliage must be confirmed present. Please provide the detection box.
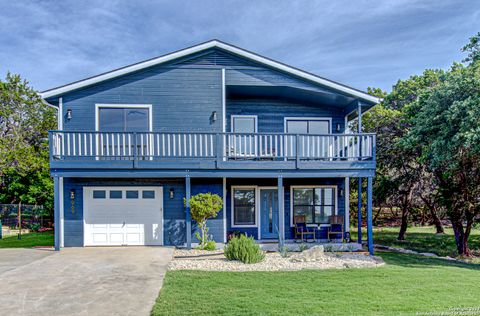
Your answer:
[185,193,222,250]
[224,235,265,264]
[0,73,56,213]
[403,59,480,255]
[462,32,480,64]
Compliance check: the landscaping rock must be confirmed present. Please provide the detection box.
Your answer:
[290,245,324,262]
[169,248,384,271]
[419,252,438,257]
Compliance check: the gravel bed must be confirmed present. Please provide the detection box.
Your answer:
[170,249,385,271]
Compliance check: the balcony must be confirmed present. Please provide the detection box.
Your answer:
[49,131,376,172]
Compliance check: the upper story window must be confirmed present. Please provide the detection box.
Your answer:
[231,115,257,133]
[285,118,330,134]
[97,105,151,132]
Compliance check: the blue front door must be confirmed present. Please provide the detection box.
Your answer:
[260,189,279,239]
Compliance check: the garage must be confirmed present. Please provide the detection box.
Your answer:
[83,187,164,246]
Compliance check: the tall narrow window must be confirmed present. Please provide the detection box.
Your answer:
[232,188,256,226]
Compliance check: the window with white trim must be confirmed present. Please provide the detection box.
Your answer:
[292,187,336,224]
[232,188,256,226]
[98,107,149,132]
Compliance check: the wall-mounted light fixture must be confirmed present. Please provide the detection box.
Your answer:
[336,123,342,132]
[66,109,73,120]
[339,188,344,197]
[211,111,217,123]
[169,188,174,199]
[70,189,75,214]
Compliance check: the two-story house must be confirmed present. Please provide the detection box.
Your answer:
[41,40,378,254]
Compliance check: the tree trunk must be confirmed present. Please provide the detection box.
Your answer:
[451,218,471,257]
[397,208,408,241]
[430,207,444,234]
[421,196,444,234]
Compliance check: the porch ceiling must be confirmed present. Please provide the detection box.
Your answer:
[227,85,375,111]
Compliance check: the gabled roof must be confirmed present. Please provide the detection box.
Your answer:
[40,39,380,104]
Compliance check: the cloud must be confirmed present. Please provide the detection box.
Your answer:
[0,0,478,92]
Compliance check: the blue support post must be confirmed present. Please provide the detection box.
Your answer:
[357,177,362,244]
[185,176,191,249]
[54,176,60,251]
[367,177,374,255]
[277,176,284,249]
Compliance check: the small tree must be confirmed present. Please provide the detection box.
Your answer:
[185,193,223,249]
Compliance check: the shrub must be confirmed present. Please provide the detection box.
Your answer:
[185,193,223,250]
[29,223,41,232]
[224,235,265,264]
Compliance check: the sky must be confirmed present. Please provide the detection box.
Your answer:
[1,0,479,93]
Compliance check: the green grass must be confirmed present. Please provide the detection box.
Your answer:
[0,231,54,248]
[353,226,480,257]
[152,253,480,316]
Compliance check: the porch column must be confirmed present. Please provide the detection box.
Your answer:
[278,176,285,248]
[367,177,374,255]
[357,178,362,244]
[53,176,60,251]
[344,177,350,236]
[185,176,192,249]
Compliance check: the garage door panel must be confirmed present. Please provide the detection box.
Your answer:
[84,187,163,246]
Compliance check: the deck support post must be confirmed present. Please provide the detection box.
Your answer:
[277,176,285,248]
[344,177,350,238]
[357,177,362,244]
[367,176,374,255]
[54,176,60,251]
[185,176,192,249]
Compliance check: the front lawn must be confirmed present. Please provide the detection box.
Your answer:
[354,226,480,257]
[152,252,480,315]
[0,231,54,248]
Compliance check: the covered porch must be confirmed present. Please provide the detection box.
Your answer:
[184,174,375,255]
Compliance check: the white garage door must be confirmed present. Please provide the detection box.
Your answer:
[84,187,163,246]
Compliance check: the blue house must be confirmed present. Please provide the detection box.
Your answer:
[41,40,378,254]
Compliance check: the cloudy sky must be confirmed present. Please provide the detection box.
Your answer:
[1,1,478,92]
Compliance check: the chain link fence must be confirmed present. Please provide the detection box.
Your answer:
[0,204,53,238]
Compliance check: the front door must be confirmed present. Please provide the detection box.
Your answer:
[260,189,279,239]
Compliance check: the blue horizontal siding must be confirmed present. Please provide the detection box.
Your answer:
[227,98,345,133]
[191,179,224,243]
[61,67,222,133]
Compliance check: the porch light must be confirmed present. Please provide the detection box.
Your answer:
[66,109,73,120]
[70,189,75,200]
[336,123,341,132]
[169,188,174,199]
[339,188,344,196]
[211,111,217,122]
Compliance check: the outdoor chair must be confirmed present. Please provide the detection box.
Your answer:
[327,215,344,242]
[294,215,316,242]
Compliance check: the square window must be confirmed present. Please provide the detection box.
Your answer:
[126,190,139,199]
[293,187,336,225]
[93,190,106,199]
[109,190,122,199]
[142,190,155,199]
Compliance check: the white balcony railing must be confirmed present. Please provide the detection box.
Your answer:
[49,131,375,162]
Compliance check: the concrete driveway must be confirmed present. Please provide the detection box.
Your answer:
[0,247,174,316]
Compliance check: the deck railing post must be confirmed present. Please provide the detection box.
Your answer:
[215,133,221,168]
[48,132,54,162]
[372,134,376,161]
[133,132,138,168]
[295,134,300,168]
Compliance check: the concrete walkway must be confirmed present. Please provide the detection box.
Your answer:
[0,247,174,316]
